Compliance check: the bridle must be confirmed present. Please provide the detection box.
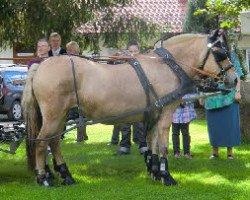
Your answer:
[199,36,233,80]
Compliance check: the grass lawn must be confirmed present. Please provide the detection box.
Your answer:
[0,120,249,200]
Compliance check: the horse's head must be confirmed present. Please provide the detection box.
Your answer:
[201,29,237,88]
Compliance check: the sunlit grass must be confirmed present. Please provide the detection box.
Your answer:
[0,120,249,200]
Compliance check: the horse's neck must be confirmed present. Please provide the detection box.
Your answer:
[164,36,207,78]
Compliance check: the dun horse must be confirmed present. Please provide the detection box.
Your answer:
[22,30,235,186]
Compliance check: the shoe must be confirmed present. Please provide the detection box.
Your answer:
[83,135,89,141]
[139,147,148,155]
[184,153,192,159]
[174,153,181,159]
[107,142,118,146]
[227,155,234,160]
[113,150,130,155]
[209,154,219,159]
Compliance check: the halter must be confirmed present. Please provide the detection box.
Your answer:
[199,37,233,79]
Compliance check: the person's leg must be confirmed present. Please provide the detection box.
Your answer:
[132,123,139,144]
[227,147,234,159]
[134,122,148,154]
[109,125,120,145]
[181,123,192,158]
[76,125,88,142]
[114,124,131,155]
[172,122,181,158]
[209,147,219,159]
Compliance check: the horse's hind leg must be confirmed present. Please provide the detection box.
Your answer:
[35,115,75,186]
[50,139,75,185]
[35,140,54,186]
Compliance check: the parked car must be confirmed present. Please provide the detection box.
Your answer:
[0,65,27,121]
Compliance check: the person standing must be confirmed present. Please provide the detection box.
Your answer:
[172,94,197,159]
[113,40,148,155]
[48,32,66,57]
[66,41,88,142]
[28,38,50,69]
[205,51,243,159]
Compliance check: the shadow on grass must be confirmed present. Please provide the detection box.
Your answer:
[59,139,250,185]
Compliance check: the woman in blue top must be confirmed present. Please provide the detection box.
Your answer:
[205,51,242,159]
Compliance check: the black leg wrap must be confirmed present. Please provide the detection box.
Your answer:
[36,174,54,186]
[53,158,60,172]
[151,154,161,181]
[45,164,55,180]
[144,150,152,174]
[57,163,76,185]
[159,157,177,186]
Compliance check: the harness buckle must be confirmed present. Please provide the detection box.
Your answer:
[155,99,164,108]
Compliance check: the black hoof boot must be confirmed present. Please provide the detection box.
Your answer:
[151,154,161,181]
[162,174,177,186]
[144,150,152,175]
[45,164,55,180]
[62,175,76,185]
[57,163,76,185]
[36,174,54,186]
[159,157,177,186]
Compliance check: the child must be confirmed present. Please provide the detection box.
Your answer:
[172,94,197,159]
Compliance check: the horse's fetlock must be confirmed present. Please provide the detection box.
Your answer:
[36,174,53,186]
[58,163,71,179]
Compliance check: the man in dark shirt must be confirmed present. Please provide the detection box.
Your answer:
[48,32,66,57]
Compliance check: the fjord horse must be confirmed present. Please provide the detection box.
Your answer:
[22,30,235,186]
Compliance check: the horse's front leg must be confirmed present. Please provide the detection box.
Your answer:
[141,125,160,180]
[157,113,177,186]
[50,138,76,185]
[144,128,154,175]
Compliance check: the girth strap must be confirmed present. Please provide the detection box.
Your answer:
[128,59,161,130]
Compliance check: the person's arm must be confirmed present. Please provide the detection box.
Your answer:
[234,76,241,101]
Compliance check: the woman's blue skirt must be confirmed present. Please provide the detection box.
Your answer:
[206,102,240,147]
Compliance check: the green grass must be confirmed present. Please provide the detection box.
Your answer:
[0,120,250,200]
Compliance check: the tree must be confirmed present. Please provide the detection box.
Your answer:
[195,0,250,29]
[183,0,218,33]
[0,0,162,53]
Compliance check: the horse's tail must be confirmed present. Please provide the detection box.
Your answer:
[22,64,42,171]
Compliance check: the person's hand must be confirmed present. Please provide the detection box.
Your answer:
[234,91,241,102]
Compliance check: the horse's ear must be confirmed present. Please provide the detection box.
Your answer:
[209,29,219,42]
[218,29,230,51]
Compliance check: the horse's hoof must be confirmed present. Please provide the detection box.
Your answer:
[62,176,76,185]
[37,175,54,187]
[162,174,177,186]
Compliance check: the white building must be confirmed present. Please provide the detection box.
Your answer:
[239,10,250,77]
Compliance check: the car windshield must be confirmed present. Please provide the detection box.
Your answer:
[3,70,27,85]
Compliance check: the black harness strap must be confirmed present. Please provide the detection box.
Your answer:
[69,56,85,127]
[128,59,161,130]
[154,48,195,107]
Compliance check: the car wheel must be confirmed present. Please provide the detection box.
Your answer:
[8,100,22,121]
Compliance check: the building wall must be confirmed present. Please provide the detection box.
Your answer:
[0,47,13,64]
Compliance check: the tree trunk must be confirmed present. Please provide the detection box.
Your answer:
[240,80,250,141]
